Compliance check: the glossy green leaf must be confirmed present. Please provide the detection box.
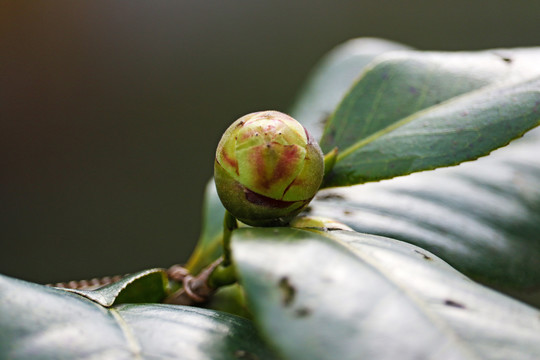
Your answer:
[290,37,411,141]
[0,273,278,360]
[62,268,169,307]
[203,283,253,320]
[319,47,540,187]
[232,227,540,360]
[185,180,226,275]
[308,126,540,306]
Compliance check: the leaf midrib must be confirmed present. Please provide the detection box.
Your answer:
[320,231,483,360]
[333,74,539,164]
[108,308,143,360]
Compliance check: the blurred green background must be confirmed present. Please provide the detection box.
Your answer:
[2,1,540,283]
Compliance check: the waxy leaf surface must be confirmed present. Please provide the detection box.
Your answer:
[62,268,169,307]
[308,126,540,306]
[0,273,278,360]
[232,227,540,360]
[290,37,411,141]
[293,43,540,187]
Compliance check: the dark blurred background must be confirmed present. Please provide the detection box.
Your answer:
[2,1,540,283]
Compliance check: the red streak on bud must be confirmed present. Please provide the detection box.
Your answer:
[282,176,304,198]
[249,143,302,194]
[238,130,255,141]
[244,187,307,209]
[251,146,270,190]
[304,126,315,145]
[272,144,300,183]
[221,149,239,175]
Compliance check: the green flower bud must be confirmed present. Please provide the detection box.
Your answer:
[214,110,324,226]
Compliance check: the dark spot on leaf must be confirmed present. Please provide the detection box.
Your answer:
[343,210,352,216]
[493,52,513,64]
[235,350,259,360]
[326,227,344,231]
[325,129,336,145]
[279,276,296,307]
[316,192,345,201]
[295,307,312,317]
[444,299,466,309]
[319,113,331,127]
[414,249,432,261]
[301,206,312,214]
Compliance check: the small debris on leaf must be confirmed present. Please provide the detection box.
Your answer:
[279,276,296,307]
[414,249,433,261]
[444,299,466,309]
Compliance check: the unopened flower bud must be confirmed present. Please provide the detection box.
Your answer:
[214,111,324,226]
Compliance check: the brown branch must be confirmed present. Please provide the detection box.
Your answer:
[47,274,124,290]
[163,259,222,306]
[47,259,225,307]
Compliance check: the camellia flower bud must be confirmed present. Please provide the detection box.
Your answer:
[214,111,324,226]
